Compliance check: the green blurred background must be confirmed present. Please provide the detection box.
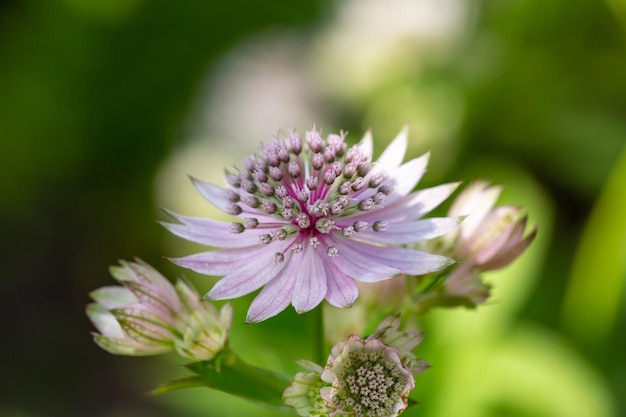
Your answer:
[1,0,625,416]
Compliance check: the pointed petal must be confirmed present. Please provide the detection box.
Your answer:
[343,182,459,224]
[359,129,373,158]
[112,306,175,344]
[338,238,454,277]
[372,126,408,174]
[86,303,125,339]
[205,240,291,300]
[191,177,233,213]
[323,260,359,308]
[326,236,400,282]
[161,212,274,248]
[385,152,430,197]
[92,333,170,356]
[246,255,299,322]
[291,245,327,313]
[115,260,180,311]
[355,217,462,245]
[170,245,270,276]
[89,286,137,309]
[450,182,501,241]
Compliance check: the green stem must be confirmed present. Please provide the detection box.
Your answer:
[313,305,325,365]
[185,348,296,413]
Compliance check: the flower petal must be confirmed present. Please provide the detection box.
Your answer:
[170,245,270,276]
[359,129,374,158]
[326,236,400,282]
[323,260,359,308]
[86,303,126,338]
[205,240,291,300]
[246,254,299,323]
[371,126,408,175]
[90,286,137,309]
[338,237,454,277]
[343,182,459,224]
[451,182,502,241]
[291,244,328,313]
[191,177,234,213]
[161,211,273,248]
[385,152,430,198]
[356,217,462,245]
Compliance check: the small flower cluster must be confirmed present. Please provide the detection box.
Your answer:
[86,259,232,361]
[441,181,537,305]
[284,316,428,417]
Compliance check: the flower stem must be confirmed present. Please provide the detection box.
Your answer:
[313,305,325,365]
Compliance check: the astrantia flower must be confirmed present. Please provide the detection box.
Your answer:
[164,127,460,322]
[284,315,428,417]
[86,259,232,360]
[444,181,537,298]
[320,336,414,417]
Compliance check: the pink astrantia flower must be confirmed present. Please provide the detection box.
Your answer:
[442,181,537,304]
[283,315,428,417]
[163,127,460,322]
[86,259,232,360]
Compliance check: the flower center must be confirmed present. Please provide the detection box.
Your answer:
[224,128,393,264]
[335,349,409,417]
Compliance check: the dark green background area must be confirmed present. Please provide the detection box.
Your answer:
[0,0,624,416]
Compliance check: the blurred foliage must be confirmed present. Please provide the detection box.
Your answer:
[1,0,625,416]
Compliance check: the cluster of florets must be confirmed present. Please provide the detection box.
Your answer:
[218,128,395,264]
[86,260,232,360]
[284,316,427,417]
[326,340,413,417]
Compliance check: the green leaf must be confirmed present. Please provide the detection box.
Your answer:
[183,349,296,413]
[561,146,626,343]
[151,376,208,395]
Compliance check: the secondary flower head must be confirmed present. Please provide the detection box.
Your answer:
[320,336,414,417]
[283,315,427,417]
[436,181,537,306]
[164,126,460,322]
[86,259,232,360]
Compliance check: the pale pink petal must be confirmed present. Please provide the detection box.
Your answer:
[161,212,273,248]
[87,303,126,339]
[359,129,374,158]
[113,260,181,314]
[326,236,400,282]
[191,177,234,213]
[246,255,299,323]
[356,217,461,245]
[482,225,537,270]
[170,245,270,276]
[90,286,137,309]
[205,240,291,300]
[338,237,454,277]
[323,260,359,308]
[341,182,460,224]
[371,126,407,175]
[291,245,328,313]
[450,182,502,241]
[385,152,430,198]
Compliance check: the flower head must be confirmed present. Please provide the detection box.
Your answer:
[445,181,537,271]
[436,181,537,305]
[164,126,459,322]
[86,259,232,360]
[284,315,427,417]
[320,336,414,417]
